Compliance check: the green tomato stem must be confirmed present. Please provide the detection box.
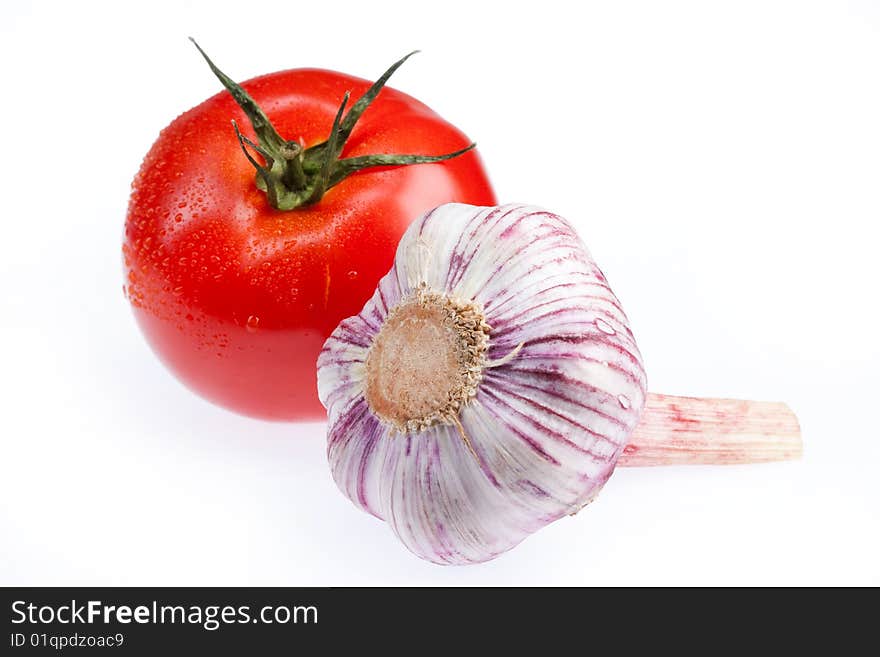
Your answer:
[190,39,476,211]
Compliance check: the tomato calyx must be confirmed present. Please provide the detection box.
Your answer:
[190,40,477,212]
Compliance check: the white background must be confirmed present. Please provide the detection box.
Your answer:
[1,0,877,586]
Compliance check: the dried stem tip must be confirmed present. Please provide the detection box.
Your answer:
[620,393,802,467]
[364,285,491,434]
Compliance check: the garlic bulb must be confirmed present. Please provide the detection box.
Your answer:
[317,203,647,565]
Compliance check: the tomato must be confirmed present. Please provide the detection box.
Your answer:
[123,48,496,421]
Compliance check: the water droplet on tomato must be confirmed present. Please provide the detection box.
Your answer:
[596,318,615,335]
[172,286,184,296]
[246,315,260,332]
[347,270,358,279]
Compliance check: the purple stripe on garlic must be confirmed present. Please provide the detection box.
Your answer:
[317,203,647,565]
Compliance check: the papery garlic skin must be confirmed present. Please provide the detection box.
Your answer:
[317,203,647,565]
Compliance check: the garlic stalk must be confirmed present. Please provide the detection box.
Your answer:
[317,203,801,565]
[622,393,801,466]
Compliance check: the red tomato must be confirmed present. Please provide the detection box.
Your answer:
[124,52,495,421]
